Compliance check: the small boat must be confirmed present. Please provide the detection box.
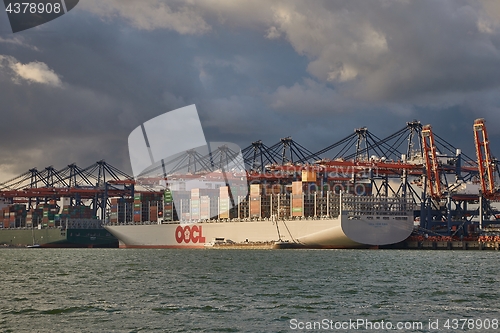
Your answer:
[273,240,304,249]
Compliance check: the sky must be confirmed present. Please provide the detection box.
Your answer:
[1,0,500,181]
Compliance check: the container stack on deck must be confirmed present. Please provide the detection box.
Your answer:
[109,198,133,224]
[200,194,210,220]
[250,184,290,219]
[229,185,248,218]
[110,198,119,224]
[58,205,94,221]
[0,204,26,228]
[191,189,200,220]
[130,193,164,223]
[302,171,318,217]
[159,185,249,222]
[0,210,10,228]
[38,202,58,228]
[190,188,219,221]
[171,191,190,221]
[162,190,173,222]
[218,186,231,219]
[291,181,303,217]
[133,194,141,222]
[249,184,262,218]
[26,208,43,228]
[149,201,159,223]
[0,203,78,229]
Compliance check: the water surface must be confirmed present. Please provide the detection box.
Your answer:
[1,249,499,332]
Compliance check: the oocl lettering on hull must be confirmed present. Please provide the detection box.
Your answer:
[175,225,206,244]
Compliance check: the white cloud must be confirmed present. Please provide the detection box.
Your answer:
[12,62,62,87]
[265,26,281,39]
[0,37,39,51]
[327,65,358,83]
[0,55,62,87]
[80,0,211,34]
[477,18,495,34]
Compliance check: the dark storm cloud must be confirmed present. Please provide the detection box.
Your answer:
[2,0,500,180]
[0,54,133,174]
[343,0,500,101]
[0,10,209,177]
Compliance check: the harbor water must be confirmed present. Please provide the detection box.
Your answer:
[1,249,500,332]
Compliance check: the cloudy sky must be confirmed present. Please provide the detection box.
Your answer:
[1,0,500,180]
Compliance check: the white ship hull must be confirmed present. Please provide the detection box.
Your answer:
[105,213,413,249]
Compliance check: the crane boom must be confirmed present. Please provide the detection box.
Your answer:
[473,118,495,197]
[422,124,442,198]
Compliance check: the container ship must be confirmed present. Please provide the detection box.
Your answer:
[0,202,118,248]
[105,182,415,249]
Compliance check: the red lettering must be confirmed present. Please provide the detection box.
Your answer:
[198,226,205,243]
[183,226,191,243]
[191,225,199,243]
[175,225,206,244]
[175,226,183,243]
[190,225,206,243]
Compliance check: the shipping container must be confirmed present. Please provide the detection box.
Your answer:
[219,186,230,198]
[292,181,303,194]
[250,184,262,196]
[163,190,173,203]
[191,189,199,198]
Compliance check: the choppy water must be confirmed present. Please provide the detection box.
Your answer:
[1,249,499,332]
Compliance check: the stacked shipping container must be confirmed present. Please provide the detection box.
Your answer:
[38,202,58,228]
[0,204,26,228]
[109,198,134,224]
[26,208,43,227]
[249,184,262,218]
[190,188,219,221]
[127,193,164,223]
[219,186,230,219]
[0,203,71,228]
[163,189,173,222]
[58,205,94,221]
[291,181,303,217]
[133,194,142,222]
[190,189,200,220]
